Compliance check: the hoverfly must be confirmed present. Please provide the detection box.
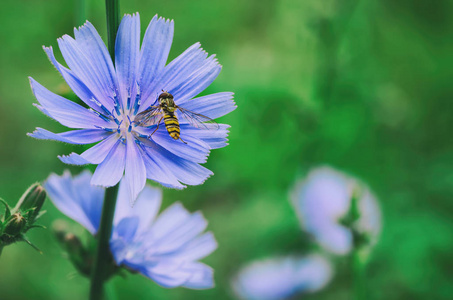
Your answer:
[134,91,218,144]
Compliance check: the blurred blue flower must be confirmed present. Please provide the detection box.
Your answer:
[29,13,236,203]
[45,170,218,289]
[292,166,381,255]
[232,255,332,300]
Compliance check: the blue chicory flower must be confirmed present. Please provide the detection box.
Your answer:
[44,170,218,289]
[29,13,236,203]
[232,254,332,300]
[292,166,381,255]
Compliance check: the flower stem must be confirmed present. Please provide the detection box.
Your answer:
[89,2,119,297]
[312,0,361,108]
[105,0,120,62]
[352,248,366,300]
[76,0,87,26]
[89,184,119,300]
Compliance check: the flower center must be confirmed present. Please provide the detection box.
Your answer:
[117,115,135,136]
[93,84,153,144]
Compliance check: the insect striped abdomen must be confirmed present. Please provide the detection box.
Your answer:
[163,112,180,140]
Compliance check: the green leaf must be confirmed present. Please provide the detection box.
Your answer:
[20,235,42,254]
[26,224,46,231]
[0,198,11,221]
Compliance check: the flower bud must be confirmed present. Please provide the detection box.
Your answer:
[14,183,46,222]
[3,213,27,236]
[53,220,92,276]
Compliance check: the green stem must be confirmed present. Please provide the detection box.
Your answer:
[312,0,361,108]
[352,248,366,300]
[89,185,119,300]
[89,1,119,298]
[105,0,120,62]
[76,0,87,26]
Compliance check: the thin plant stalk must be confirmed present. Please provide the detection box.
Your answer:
[352,248,366,300]
[312,0,362,108]
[105,0,120,62]
[89,1,120,298]
[89,185,119,299]
[76,0,87,26]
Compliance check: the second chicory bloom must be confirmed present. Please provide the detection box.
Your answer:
[232,255,332,300]
[29,13,236,203]
[45,170,217,289]
[292,166,381,255]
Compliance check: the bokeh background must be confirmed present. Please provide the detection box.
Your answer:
[1,0,453,299]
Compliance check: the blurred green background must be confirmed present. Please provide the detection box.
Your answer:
[1,0,453,299]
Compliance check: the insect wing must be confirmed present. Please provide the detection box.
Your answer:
[134,106,163,126]
[177,106,219,130]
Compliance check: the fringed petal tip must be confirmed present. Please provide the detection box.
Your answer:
[28,77,38,91]
[121,12,140,18]
[57,34,71,44]
[28,127,109,145]
[27,128,69,143]
[42,46,59,69]
[152,13,175,24]
[32,103,51,118]
[197,170,214,186]
[58,153,91,165]
[27,130,40,138]
[89,179,117,188]
[182,264,215,290]
[74,20,93,32]
[158,181,187,190]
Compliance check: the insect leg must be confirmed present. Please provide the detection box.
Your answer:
[148,116,164,139]
[179,136,188,144]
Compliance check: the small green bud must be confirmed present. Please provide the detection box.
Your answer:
[0,185,46,254]
[53,219,72,243]
[14,183,46,223]
[3,213,27,236]
[53,220,92,276]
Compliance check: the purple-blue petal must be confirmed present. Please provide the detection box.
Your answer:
[44,170,104,234]
[115,217,139,241]
[91,139,126,187]
[181,124,230,149]
[59,133,119,165]
[28,127,109,144]
[141,146,186,189]
[181,263,214,289]
[177,92,236,119]
[124,135,146,205]
[149,203,191,241]
[138,15,174,105]
[73,21,118,110]
[57,34,115,111]
[58,153,91,165]
[43,46,103,111]
[139,43,205,111]
[114,184,162,234]
[150,130,210,163]
[151,211,208,254]
[171,232,218,261]
[171,55,221,103]
[115,13,140,109]
[29,78,113,129]
[144,266,192,288]
[142,142,213,186]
